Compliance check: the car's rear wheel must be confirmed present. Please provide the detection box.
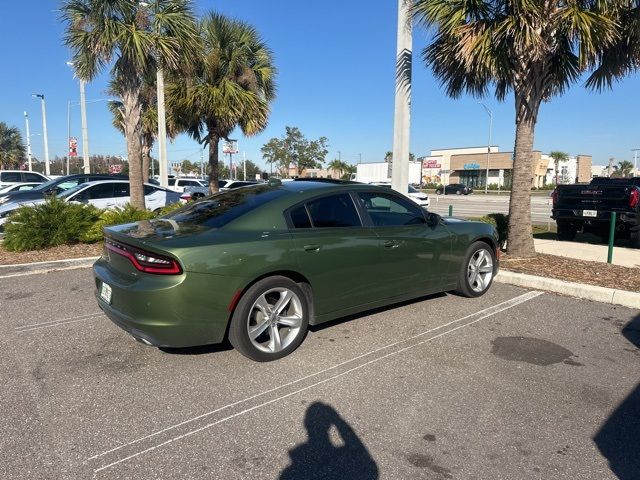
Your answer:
[630,226,640,248]
[456,189,462,195]
[557,221,577,241]
[454,241,495,298]
[435,189,443,195]
[192,192,205,199]
[229,276,309,362]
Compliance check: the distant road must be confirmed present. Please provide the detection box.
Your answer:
[428,193,553,225]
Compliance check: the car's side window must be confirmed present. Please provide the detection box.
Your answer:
[290,205,312,228]
[144,185,157,195]
[357,192,426,227]
[306,193,362,228]
[1,172,21,182]
[113,183,130,197]
[85,183,115,200]
[23,173,44,182]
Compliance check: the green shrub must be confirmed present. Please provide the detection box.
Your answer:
[81,204,156,243]
[3,197,100,251]
[478,213,509,249]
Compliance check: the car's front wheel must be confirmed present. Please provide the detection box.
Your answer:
[454,241,496,298]
[229,276,309,361]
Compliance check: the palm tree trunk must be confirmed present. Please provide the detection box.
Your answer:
[207,131,220,194]
[141,142,151,183]
[122,89,145,209]
[507,97,536,258]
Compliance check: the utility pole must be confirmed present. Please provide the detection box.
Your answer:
[391,0,412,195]
[32,94,50,176]
[479,103,493,194]
[67,100,71,175]
[243,152,247,180]
[79,80,90,173]
[24,112,33,171]
[157,67,168,187]
[633,149,639,177]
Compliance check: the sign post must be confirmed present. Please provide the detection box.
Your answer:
[222,140,238,180]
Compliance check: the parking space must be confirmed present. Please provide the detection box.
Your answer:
[1,268,638,479]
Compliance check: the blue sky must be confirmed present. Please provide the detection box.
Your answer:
[1,1,639,170]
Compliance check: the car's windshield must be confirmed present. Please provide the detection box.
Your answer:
[408,186,419,193]
[57,184,87,199]
[32,177,62,191]
[163,185,287,229]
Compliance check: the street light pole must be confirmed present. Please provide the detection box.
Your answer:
[391,0,412,195]
[32,94,50,176]
[633,149,639,177]
[79,79,90,173]
[479,102,493,194]
[24,111,33,172]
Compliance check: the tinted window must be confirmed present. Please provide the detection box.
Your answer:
[164,185,288,229]
[290,205,311,228]
[167,179,176,186]
[357,192,426,226]
[113,183,130,197]
[144,185,157,195]
[1,172,21,182]
[23,173,45,182]
[85,183,115,200]
[306,194,361,228]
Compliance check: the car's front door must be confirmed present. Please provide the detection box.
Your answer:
[287,193,381,316]
[355,191,452,296]
[74,183,116,209]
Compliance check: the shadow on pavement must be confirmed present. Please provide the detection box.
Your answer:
[279,402,379,480]
[593,314,640,480]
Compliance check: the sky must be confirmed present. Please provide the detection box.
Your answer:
[1,0,639,171]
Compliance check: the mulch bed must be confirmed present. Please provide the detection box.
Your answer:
[0,243,102,266]
[501,253,640,292]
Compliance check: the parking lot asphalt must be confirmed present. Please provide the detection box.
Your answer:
[1,267,638,479]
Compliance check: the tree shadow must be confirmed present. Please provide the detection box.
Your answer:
[279,402,379,480]
[593,314,640,479]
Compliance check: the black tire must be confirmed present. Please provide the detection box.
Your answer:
[228,276,310,362]
[630,227,640,248]
[557,221,577,241]
[192,192,205,199]
[435,189,443,195]
[454,241,496,298]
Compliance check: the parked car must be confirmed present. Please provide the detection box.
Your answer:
[0,173,127,207]
[0,170,49,190]
[182,180,258,200]
[552,177,640,247]
[167,177,207,193]
[93,179,499,362]
[0,183,41,194]
[370,183,430,207]
[435,184,473,195]
[221,180,260,191]
[0,180,182,231]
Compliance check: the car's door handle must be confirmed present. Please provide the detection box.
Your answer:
[384,240,400,248]
[303,244,320,252]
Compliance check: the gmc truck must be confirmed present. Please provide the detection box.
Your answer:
[551,177,639,247]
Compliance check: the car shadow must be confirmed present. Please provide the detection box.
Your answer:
[159,340,233,356]
[593,314,640,480]
[308,292,447,334]
[279,401,379,480]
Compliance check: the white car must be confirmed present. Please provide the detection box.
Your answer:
[167,177,207,193]
[0,170,49,189]
[0,183,41,194]
[369,183,430,207]
[0,180,182,230]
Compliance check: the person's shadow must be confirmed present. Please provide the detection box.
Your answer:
[593,314,640,480]
[279,402,379,480]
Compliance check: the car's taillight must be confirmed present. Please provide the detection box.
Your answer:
[105,238,182,275]
[180,193,192,202]
[630,188,639,209]
[551,188,558,207]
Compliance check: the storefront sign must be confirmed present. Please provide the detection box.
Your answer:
[463,163,480,170]
[423,159,441,168]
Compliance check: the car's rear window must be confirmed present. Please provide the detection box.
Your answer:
[164,185,287,228]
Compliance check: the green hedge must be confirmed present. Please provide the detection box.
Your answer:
[3,199,183,252]
[477,213,509,248]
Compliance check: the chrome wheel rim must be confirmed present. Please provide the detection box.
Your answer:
[467,249,493,293]
[247,288,303,353]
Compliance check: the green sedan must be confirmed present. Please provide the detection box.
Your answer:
[93,179,499,361]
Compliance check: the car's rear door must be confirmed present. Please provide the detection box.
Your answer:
[355,190,452,295]
[287,193,381,316]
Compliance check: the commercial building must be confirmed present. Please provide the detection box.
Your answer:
[420,147,592,188]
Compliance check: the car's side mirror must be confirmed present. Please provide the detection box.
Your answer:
[426,212,442,227]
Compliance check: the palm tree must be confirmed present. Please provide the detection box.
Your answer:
[412,1,626,257]
[328,159,348,178]
[168,12,277,194]
[0,122,26,170]
[613,160,635,178]
[549,151,569,185]
[61,0,198,209]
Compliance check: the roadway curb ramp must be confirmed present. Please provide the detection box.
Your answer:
[496,270,640,310]
[0,257,99,278]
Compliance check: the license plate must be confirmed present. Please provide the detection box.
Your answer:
[583,210,597,217]
[100,282,112,304]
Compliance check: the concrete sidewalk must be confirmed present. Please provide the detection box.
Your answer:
[534,238,639,268]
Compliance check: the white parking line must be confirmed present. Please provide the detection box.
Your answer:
[91,290,543,473]
[14,312,104,333]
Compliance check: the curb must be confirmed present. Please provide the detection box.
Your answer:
[0,256,99,279]
[496,270,640,310]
